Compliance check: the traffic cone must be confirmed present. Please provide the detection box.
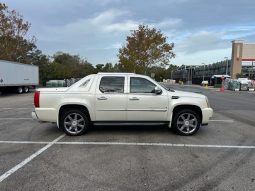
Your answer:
[220,84,224,92]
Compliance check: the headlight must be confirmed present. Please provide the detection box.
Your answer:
[205,97,210,108]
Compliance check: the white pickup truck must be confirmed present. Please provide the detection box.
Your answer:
[32,73,213,136]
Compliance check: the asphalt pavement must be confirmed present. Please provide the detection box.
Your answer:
[0,87,255,191]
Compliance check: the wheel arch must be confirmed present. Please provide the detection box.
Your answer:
[58,104,91,128]
[169,104,202,127]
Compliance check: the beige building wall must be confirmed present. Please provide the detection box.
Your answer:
[231,40,255,79]
[231,40,243,79]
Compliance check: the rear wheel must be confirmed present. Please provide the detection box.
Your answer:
[23,86,29,93]
[17,87,23,94]
[172,109,201,136]
[60,109,89,136]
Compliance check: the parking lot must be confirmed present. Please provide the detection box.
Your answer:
[0,86,255,191]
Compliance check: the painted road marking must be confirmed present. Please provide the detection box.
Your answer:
[0,108,33,109]
[0,118,234,122]
[209,119,234,122]
[0,141,49,144]
[0,140,254,149]
[0,134,65,182]
[0,118,33,120]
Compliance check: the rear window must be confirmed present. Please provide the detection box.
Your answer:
[99,76,125,93]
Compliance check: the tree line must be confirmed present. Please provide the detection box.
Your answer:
[0,3,177,85]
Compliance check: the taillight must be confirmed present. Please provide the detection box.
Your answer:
[34,91,40,108]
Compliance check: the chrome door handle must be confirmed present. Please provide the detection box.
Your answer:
[97,96,108,100]
[129,97,139,101]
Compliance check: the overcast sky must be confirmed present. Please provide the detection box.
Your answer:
[3,0,255,65]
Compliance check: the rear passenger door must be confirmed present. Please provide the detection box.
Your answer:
[95,75,127,121]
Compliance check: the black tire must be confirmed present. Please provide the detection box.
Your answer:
[17,87,23,94]
[172,109,201,136]
[23,86,29,93]
[60,109,89,136]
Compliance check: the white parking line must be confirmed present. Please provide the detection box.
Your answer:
[0,118,234,122]
[0,118,33,120]
[0,141,49,144]
[209,119,234,122]
[0,134,65,182]
[0,140,254,149]
[0,108,33,110]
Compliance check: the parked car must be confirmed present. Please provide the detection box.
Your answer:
[32,73,213,136]
[201,80,208,86]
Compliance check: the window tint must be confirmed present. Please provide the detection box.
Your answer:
[130,77,156,93]
[99,76,125,93]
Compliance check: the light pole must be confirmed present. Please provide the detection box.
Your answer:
[252,61,254,80]
[190,67,193,84]
[224,57,228,75]
[202,63,205,81]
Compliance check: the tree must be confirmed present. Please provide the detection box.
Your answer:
[28,49,51,85]
[51,52,95,80]
[103,63,114,72]
[118,25,175,74]
[95,64,104,72]
[0,3,36,63]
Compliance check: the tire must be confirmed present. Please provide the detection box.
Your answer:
[172,109,201,136]
[60,109,89,136]
[23,87,29,93]
[17,87,23,94]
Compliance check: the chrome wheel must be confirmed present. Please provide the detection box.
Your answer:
[176,113,198,134]
[64,113,85,135]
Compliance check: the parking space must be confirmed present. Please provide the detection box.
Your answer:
[0,90,255,190]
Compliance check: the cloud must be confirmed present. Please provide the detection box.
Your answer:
[156,18,182,29]
[177,31,228,54]
[91,9,128,25]
[94,0,122,6]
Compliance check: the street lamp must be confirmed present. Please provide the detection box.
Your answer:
[202,63,205,81]
[224,57,228,75]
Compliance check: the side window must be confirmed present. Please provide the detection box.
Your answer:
[99,76,125,93]
[130,77,156,93]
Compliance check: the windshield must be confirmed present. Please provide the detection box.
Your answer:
[157,81,175,92]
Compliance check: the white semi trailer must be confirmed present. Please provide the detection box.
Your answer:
[0,60,39,94]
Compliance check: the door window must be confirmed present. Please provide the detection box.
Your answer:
[130,77,156,93]
[99,76,125,93]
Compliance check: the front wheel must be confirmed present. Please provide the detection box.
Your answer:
[172,109,201,136]
[60,109,89,136]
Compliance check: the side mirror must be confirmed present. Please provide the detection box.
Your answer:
[154,86,162,95]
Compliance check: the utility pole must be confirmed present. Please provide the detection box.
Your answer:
[224,57,228,75]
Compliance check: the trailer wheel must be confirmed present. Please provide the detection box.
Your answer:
[23,87,29,93]
[17,87,23,94]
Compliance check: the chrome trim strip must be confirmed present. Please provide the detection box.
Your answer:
[96,109,167,112]
[127,109,167,112]
[96,109,126,111]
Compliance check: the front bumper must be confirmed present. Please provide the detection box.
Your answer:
[202,108,213,125]
[31,111,38,120]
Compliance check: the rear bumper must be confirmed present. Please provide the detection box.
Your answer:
[202,108,213,124]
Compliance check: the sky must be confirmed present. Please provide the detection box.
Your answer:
[2,0,255,66]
